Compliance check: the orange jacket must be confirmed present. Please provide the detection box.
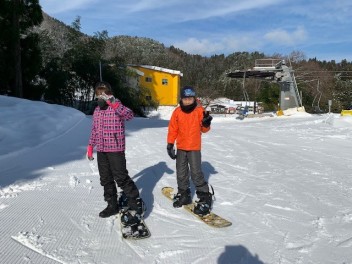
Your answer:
[167,105,210,151]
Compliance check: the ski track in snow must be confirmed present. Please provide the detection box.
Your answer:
[1,112,352,263]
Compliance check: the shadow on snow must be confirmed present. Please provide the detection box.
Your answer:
[131,161,174,219]
[130,160,218,218]
[218,245,264,264]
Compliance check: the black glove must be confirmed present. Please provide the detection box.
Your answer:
[167,143,177,160]
[202,111,213,128]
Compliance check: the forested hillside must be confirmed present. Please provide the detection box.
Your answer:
[1,6,352,114]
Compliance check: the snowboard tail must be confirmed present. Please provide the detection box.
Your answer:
[161,187,232,228]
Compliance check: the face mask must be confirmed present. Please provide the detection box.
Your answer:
[97,99,108,109]
[180,99,197,113]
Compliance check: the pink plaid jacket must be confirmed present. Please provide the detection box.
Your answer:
[88,104,134,152]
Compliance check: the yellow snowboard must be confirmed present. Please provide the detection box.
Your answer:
[161,187,232,228]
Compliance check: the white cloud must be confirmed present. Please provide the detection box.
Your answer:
[173,38,223,55]
[220,35,264,54]
[264,26,307,46]
[173,35,262,56]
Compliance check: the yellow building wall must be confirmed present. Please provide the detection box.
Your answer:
[132,66,180,106]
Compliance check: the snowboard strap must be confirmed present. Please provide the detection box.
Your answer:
[209,184,215,199]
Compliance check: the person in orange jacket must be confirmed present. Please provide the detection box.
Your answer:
[166,86,213,216]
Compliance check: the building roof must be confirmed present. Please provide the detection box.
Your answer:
[126,66,144,76]
[129,64,183,77]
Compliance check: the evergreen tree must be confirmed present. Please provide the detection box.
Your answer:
[0,0,43,97]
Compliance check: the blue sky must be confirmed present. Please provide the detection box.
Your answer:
[40,0,352,62]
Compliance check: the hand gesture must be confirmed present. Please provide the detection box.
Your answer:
[100,92,120,109]
[202,111,213,128]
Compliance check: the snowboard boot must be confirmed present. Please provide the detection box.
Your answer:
[118,191,128,210]
[120,210,143,227]
[99,199,119,218]
[193,191,212,216]
[121,197,146,227]
[173,188,192,208]
[127,197,146,216]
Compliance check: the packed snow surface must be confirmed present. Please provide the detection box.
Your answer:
[1,95,352,264]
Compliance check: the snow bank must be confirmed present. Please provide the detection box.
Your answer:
[324,113,352,128]
[146,106,176,120]
[0,95,85,157]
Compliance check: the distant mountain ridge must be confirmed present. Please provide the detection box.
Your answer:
[37,12,176,66]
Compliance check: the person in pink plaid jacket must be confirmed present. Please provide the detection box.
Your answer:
[87,82,145,222]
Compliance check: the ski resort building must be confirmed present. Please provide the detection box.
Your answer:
[128,65,183,106]
[206,97,264,115]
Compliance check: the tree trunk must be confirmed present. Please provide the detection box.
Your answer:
[13,0,23,98]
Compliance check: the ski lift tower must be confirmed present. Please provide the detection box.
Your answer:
[226,59,304,113]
